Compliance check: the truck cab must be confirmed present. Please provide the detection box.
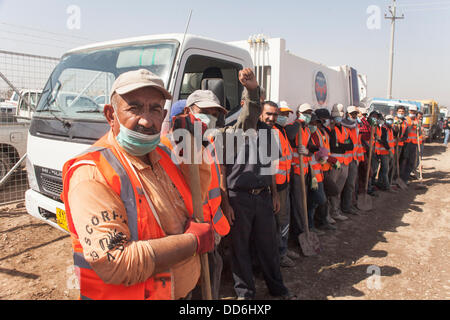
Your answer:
[419,99,439,142]
[24,33,253,231]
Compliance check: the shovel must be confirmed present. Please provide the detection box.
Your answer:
[393,142,407,190]
[357,125,375,211]
[295,125,320,256]
[188,134,213,300]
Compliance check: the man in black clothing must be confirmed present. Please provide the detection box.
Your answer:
[219,69,293,300]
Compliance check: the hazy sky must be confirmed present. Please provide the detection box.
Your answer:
[0,0,449,106]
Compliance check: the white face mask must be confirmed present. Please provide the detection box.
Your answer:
[193,112,217,129]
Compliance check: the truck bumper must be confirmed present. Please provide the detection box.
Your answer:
[25,189,68,233]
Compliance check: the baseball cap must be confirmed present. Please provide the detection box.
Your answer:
[186,90,228,114]
[359,107,368,115]
[170,99,187,118]
[110,69,172,101]
[347,106,358,114]
[299,103,313,113]
[315,108,332,119]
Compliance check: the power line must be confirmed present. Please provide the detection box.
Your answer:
[398,1,450,7]
[0,21,99,43]
[0,28,89,46]
[0,36,71,50]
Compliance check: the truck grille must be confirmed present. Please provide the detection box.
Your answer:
[34,165,63,201]
[41,175,63,198]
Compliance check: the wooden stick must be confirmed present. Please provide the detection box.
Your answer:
[188,134,212,300]
[364,126,376,193]
[298,125,310,236]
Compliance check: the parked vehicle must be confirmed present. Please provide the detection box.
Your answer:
[227,36,366,124]
[418,99,440,142]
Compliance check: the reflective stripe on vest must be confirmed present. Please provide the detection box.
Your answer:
[61,133,194,300]
[274,126,292,185]
[329,126,352,163]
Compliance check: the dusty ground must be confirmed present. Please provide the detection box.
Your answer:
[0,143,449,300]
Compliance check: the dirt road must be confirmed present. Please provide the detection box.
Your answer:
[0,143,449,300]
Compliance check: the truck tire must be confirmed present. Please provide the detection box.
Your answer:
[0,151,14,181]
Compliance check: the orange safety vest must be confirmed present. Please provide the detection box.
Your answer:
[394,117,407,147]
[345,126,364,163]
[160,135,230,236]
[309,131,324,183]
[375,126,392,155]
[274,126,293,186]
[329,125,351,164]
[292,120,310,176]
[317,129,331,172]
[387,126,396,154]
[405,117,419,144]
[61,133,194,300]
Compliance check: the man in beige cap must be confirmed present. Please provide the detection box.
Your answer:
[169,89,232,299]
[61,69,215,300]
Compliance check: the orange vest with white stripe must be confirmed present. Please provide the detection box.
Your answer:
[309,131,324,183]
[345,126,364,163]
[394,118,407,147]
[375,127,389,155]
[329,125,351,164]
[61,133,194,300]
[405,117,419,144]
[387,127,396,154]
[159,135,230,236]
[274,126,292,186]
[292,121,310,176]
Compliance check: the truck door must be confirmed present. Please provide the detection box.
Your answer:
[172,49,244,127]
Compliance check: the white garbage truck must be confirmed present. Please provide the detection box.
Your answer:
[226,35,367,124]
[24,33,366,231]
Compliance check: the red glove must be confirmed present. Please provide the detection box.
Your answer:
[184,219,214,255]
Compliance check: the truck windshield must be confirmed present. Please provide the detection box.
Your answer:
[35,42,178,121]
[422,104,431,115]
[371,103,395,116]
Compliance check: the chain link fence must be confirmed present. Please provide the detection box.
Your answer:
[0,50,59,205]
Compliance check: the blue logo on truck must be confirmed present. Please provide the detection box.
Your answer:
[315,71,327,105]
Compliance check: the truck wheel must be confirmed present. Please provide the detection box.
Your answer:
[0,151,13,180]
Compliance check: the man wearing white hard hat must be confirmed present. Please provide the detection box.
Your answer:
[357,105,373,195]
[327,103,354,221]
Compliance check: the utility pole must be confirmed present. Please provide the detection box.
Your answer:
[385,0,404,99]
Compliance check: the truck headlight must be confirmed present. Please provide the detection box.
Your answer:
[26,156,39,192]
